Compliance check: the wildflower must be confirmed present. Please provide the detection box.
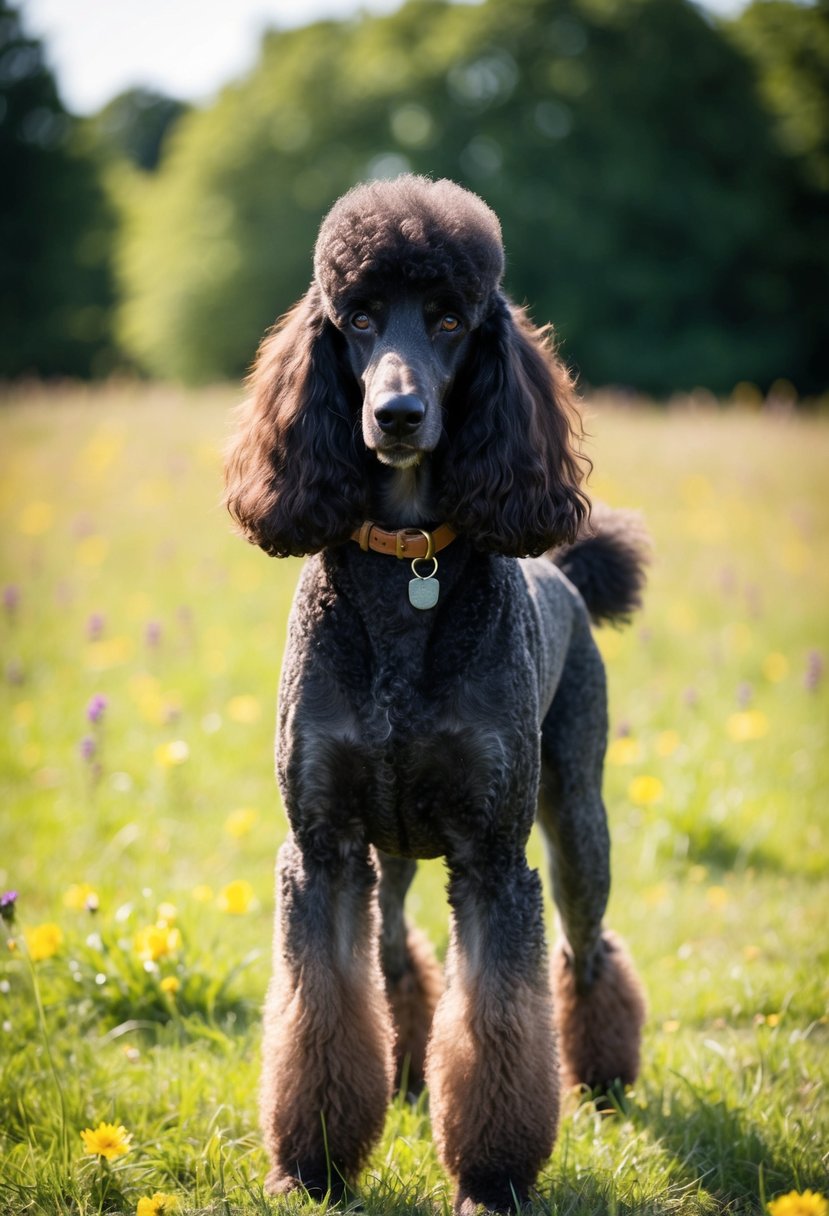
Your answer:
[655,730,680,757]
[156,902,177,925]
[736,682,753,708]
[3,585,20,617]
[86,613,106,641]
[79,736,97,762]
[226,694,261,724]
[767,1191,828,1216]
[607,737,642,766]
[64,883,99,912]
[191,884,213,903]
[628,775,664,806]
[134,923,181,962]
[804,650,824,693]
[726,710,769,741]
[160,976,180,996]
[25,922,63,961]
[145,620,162,648]
[762,652,789,683]
[137,1192,178,1216]
[86,694,108,724]
[80,1121,132,1161]
[217,880,255,915]
[224,807,258,838]
[0,891,17,926]
[19,501,53,536]
[706,886,728,910]
[154,740,190,768]
[662,1019,680,1033]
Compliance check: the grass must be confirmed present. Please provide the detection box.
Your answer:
[0,382,827,1215]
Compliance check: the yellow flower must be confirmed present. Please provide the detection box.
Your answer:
[156,902,177,925]
[191,884,213,903]
[154,740,190,768]
[762,652,789,683]
[655,729,680,757]
[628,774,664,806]
[226,694,261,724]
[63,883,98,911]
[706,885,729,910]
[25,922,63,961]
[134,923,181,962]
[217,880,254,915]
[726,710,769,742]
[768,1191,828,1216]
[80,1121,132,1161]
[607,736,642,766]
[137,1192,178,1216]
[19,500,54,536]
[160,975,180,996]
[224,807,258,838]
[76,535,109,567]
[662,1019,680,1033]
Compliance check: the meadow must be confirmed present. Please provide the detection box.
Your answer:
[1,383,827,1216]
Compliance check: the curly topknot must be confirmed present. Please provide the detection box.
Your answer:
[313,175,505,327]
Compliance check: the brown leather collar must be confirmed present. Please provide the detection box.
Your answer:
[351,521,456,560]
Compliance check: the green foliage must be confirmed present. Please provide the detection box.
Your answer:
[92,87,189,172]
[1,385,827,1213]
[117,0,828,394]
[0,0,118,377]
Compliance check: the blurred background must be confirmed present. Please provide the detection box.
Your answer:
[2,0,827,399]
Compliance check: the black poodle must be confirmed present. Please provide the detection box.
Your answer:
[225,174,647,1215]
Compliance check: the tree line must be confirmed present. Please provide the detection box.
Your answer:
[1,0,827,396]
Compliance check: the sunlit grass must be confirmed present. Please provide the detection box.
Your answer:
[1,383,827,1214]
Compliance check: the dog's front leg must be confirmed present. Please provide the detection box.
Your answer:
[426,852,560,1215]
[260,833,394,1200]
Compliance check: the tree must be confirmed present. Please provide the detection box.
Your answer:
[117,0,827,394]
[0,0,118,377]
[92,87,188,172]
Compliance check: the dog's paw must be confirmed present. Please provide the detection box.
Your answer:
[551,930,646,1090]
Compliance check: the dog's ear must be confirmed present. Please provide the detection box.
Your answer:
[439,295,589,556]
[224,285,367,557]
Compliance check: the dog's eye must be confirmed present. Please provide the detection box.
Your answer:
[350,312,371,331]
[440,315,461,332]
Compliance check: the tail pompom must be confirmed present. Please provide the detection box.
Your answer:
[551,503,650,627]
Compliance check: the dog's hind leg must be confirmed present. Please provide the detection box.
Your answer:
[427,851,559,1215]
[538,614,646,1091]
[260,833,394,1199]
[377,851,443,1095]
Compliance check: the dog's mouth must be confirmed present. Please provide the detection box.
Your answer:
[373,444,424,470]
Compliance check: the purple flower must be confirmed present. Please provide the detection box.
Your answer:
[86,613,105,641]
[3,586,19,616]
[79,736,97,762]
[145,620,162,648]
[0,891,17,926]
[86,694,108,724]
[737,682,753,708]
[805,650,824,693]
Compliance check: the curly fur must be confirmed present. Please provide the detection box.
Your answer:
[225,175,648,1213]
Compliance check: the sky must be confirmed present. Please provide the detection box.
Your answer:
[21,0,748,117]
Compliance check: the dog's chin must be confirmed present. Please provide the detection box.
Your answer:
[373,448,424,470]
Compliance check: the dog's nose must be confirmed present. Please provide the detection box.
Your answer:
[374,394,426,437]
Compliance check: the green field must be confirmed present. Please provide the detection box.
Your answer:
[1,385,827,1215]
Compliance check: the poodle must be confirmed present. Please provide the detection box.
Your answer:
[224,174,647,1214]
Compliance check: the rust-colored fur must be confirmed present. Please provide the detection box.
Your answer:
[260,841,394,1196]
[427,937,560,1213]
[551,931,647,1090]
[385,927,443,1093]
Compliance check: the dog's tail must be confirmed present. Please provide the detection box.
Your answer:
[550,503,650,627]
